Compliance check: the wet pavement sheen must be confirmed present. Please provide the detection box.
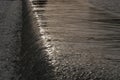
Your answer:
[29,0,120,79]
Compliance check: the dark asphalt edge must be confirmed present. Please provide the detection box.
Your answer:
[19,0,56,80]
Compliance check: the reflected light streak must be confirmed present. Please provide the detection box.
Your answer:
[33,10,57,65]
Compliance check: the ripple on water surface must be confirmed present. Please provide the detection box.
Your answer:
[21,0,120,80]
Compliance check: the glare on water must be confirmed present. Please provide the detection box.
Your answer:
[26,0,120,80]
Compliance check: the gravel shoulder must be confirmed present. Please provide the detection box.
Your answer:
[0,0,22,80]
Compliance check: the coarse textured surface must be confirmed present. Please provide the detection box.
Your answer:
[0,0,22,80]
[0,0,120,80]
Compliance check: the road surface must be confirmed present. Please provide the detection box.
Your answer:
[0,0,22,80]
[0,0,120,80]
[22,0,120,80]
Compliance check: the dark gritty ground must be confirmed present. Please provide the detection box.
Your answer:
[0,0,22,80]
[0,0,120,80]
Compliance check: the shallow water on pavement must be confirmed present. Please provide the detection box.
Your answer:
[22,0,120,80]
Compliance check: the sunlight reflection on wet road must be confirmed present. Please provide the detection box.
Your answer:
[26,0,120,79]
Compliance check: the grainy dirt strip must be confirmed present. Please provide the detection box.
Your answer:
[0,0,22,80]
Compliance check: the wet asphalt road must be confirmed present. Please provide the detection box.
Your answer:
[27,0,120,80]
[89,0,120,15]
[0,0,120,80]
